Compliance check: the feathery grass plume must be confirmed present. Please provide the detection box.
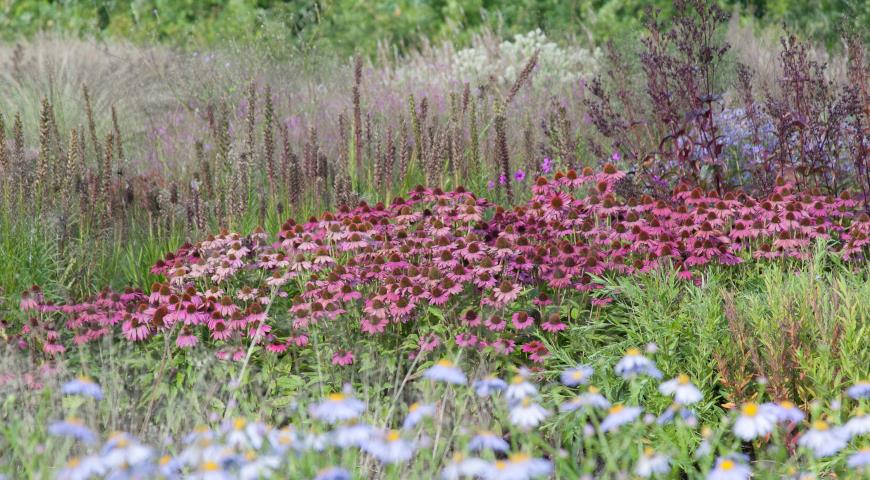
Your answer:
[101,132,114,222]
[304,125,319,182]
[111,105,125,165]
[494,101,512,203]
[36,98,52,199]
[352,55,364,185]
[216,103,231,170]
[82,84,101,161]
[47,100,63,170]
[317,153,329,207]
[468,95,480,178]
[556,102,576,166]
[448,91,459,182]
[0,114,8,178]
[408,94,423,170]
[245,81,257,167]
[65,128,81,204]
[12,112,24,174]
[191,179,205,231]
[385,125,395,196]
[263,83,275,193]
[505,50,539,105]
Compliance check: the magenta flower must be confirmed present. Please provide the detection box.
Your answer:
[514,169,526,182]
[512,312,535,330]
[332,350,355,366]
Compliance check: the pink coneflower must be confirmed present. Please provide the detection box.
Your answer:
[361,317,389,334]
[455,333,478,348]
[461,309,481,327]
[484,315,506,332]
[493,281,522,305]
[332,350,355,366]
[210,320,232,341]
[267,342,288,353]
[540,313,567,332]
[289,334,309,347]
[43,343,66,355]
[176,330,198,348]
[215,296,239,317]
[419,333,441,352]
[522,340,550,362]
[490,338,517,355]
[122,317,150,341]
[591,297,614,307]
[512,311,535,330]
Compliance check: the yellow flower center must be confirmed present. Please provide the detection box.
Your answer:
[159,455,172,466]
[588,386,600,394]
[436,359,454,367]
[780,401,794,409]
[511,375,525,384]
[812,420,829,431]
[720,459,735,471]
[67,457,81,468]
[328,393,346,402]
[741,403,759,417]
[66,416,83,425]
[409,403,420,412]
[195,424,209,433]
[644,447,655,457]
[509,453,530,463]
[452,452,464,462]
[233,418,246,430]
[245,450,257,461]
[608,404,625,415]
[572,370,585,380]
[201,460,220,472]
[494,460,507,470]
[626,347,641,356]
[521,397,532,407]
[677,374,690,385]
[386,430,401,442]
[77,375,93,383]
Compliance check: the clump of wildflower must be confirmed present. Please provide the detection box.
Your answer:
[600,404,642,432]
[473,376,507,397]
[61,376,103,400]
[635,447,670,477]
[560,365,593,387]
[310,392,366,424]
[797,420,849,457]
[468,431,510,453]
[402,403,436,430]
[707,456,751,480]
[559,386,610,412]
[658,374,702,405]
[733,402,777,440]
[509,397,550,431]
[48,417,97,444]
[363,430,416,464]
[441,453,489,480]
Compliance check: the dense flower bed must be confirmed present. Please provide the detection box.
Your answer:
[12,167,870,361]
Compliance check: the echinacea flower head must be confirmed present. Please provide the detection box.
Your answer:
[61,376,103,400]
[468,431,510,453]
[48,417,97,444]
[707,456,751,480]
[600,404,642,432]
[658,374,702,405]
[314,467,352,480]
[560,365,593,387]
[615,348,662,379]
[847,381,870,399]
[732,402,777,441]
[423,359,467,385]
[797,420,849,457]
[363,430,416,464]
[402,403,436,430]
[635,447,671,478]
[441,453,490,480]
[848,447,870,469]
[509,397,550,431]
[310,393,366,424]
[473,376,507,397]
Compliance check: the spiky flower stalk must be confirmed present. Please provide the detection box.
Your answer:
[0,114,8,179]
[494,101,512,203]
[468,96,480,178]
[505,50,539,105]
[66,128,81,204]
[398,116,410,182]
[409,95,423,171]
[195,140,213,199]
[263,84,275,193]
[111,105,125,165]
[352,56,363,187]
[245,81,257,168]
[335,112,352,206]
[35,98,52,199]
[82,84,101,161]
[101,132,114,221]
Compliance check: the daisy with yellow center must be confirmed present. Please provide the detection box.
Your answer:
[659,373,703,405]
[733,401,776,440]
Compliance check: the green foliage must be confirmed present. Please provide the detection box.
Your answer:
[1,0,865,56]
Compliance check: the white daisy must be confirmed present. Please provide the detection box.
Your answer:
[600,404,642,432]
[559,386,611,412]
[732,402,777,441]
[314,467,352,480]
[658,374,703,405]
[441,453,490,480]
[363,430,416,464]
[56,456,106,480]
[509,398,550,431]
[484,453,552,480]
[61,376,104,400]
[847,381,870,399]
[560,365,594,387]
[707,456,751,480]
[615,348,662,379]
[844,412,870,438]
[848,447,870,469]
[797,420,849,458]
[468,431,510,453]
[769,401,805,424]
[423,359,467,385]
[505,375,538,403]
[634,447,671,477]
[310,393,366,424]
[330,422,374,449]
[473,376,508,397]
[402,403,436,430]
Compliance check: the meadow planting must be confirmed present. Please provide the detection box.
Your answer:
[0,1,868,478]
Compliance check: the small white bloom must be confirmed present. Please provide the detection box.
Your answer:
[847,381,870,399]
[707,456,751,480]
[559,386,611,412]
[423,359,467,385]
[402,403,436,430]
[658,374,703,405]
[560,365,593,387]
[769,401,805,424]
[634,448,670,477]
[844,413,870,437]
[732,402,777,441]
[468,431,510,453]
[505,375,538,403]
[797,420,849,458]
[848,448,870,469]
[615,348,662,379]
[473,376,507,397]
[330,422,374,449]
[600,405,642,432]
[362,430,416,464]
[441,453,490,480]
[310,393,366,424]
[509,398,550,431]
